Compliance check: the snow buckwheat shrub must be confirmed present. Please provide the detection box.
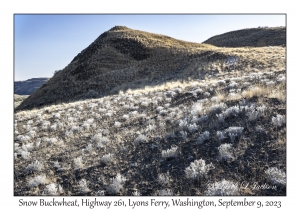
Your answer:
[216,113,225,123]
[91,133,109,148]
[134,134,147,146]
[203,92,211,97]
[218,143,234,161]
[100,153,115,164]
[121,114,129,121]
[226,127,244,142]
[158,172,170,185]
[179,118,188,130]
[247,110,259,122]
[197,131,210,144]
[187,123,199,133]
[28,175,47,188]
[272,114,285,127]
[132,190,141,196]
[265,167,286,186]
[205,179,239,196]
[185,159,215,180]
[25,160,43,173]
[191,103,202,116]
[16,135,30,142]
[209,103,227,114]
[162,146,178,159]
[217,131,226,141]
[114,121,121,129]
[223,106,241,118]
[156,189,174,196]
[78,179,90,193]
[106,173,126,194]
[21,151,31,160]
[73,157,84,169]
[43,183,64,195]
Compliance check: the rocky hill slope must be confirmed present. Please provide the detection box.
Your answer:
[14,77,49,95]
[203,27,286,47]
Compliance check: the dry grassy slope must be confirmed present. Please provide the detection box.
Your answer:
[203,27,286,47]
[17,26,285,111]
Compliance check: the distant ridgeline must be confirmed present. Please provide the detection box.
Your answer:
[14,77,49,95]
[203,26,286,47]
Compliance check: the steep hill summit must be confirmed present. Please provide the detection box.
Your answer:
[17,26,227,110]
[203,26,286,47]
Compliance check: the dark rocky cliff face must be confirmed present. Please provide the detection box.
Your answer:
[14,77,49,95]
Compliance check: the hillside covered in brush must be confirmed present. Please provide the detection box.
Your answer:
[203,27,286,47]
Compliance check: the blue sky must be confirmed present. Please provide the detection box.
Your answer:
[14,14,285,81]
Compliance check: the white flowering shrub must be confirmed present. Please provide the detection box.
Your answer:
[28,175,47,188]
[180,131,187,140]
[276,74,286,83]
[106,173,126,194]
[158,172,170,185]
[92,134,109,148]
[197,131,210,144]
[209,103,227,114]
[25,160,43,173]
[179,118,188,130]
[21,151,31,160]
[100,153,115,164]
[272,114,285,127]
[191,103,202,116]
[216,113,225,123]
[73,157,84,169]
[132,190,141,196]
[114,121,121,128]
[215,80,225,87]
[43,183,64,195]
[162,146,178,159]
[78,179,90,193]
[228,82,238,89]
[203,92,211,97]
[205,179,239,196]
[226,127,244,142]
[218,143,234,161]
[223,106,241,118]
[265,167,286,186]
[22,143,35,152]
[187,123,199,133]
[156,189,174,196]
[134,134,147,146]
[16,135,30,142]
[217,131,226,141]
[185,159,214,180]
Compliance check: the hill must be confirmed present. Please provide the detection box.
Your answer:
[14,77,49,95]
[14,26,286,196]
[203,27,286,47]
[17,26,236,111]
